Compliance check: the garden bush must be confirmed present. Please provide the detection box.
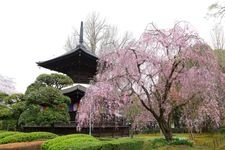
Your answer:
[0,121,2,130]
[66,138,144,150]
[0,131,18,139]
[41,134,98,150]
[0,132,57,144]
[170,138,193,146]
[219,126,225,134]
[150,138,193,149]
[1,119,17,130]
[48,137,101,150]
[42,134,144,150]
[101,138,144,150]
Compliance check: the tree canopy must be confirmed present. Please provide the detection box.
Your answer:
[77,23,225,141]
[19,86,70,126]
[35,73,73,90]
[18,73,72,126]
[0,92,26,130]
[3,93,25,105]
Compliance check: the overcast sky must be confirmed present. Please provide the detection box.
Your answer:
[0,0,218,93]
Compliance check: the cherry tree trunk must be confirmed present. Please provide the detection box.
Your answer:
[158,119,173,141]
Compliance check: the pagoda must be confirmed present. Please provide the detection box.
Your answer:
[37,22,98,122]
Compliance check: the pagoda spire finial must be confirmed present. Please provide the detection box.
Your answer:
[79,21,84,44]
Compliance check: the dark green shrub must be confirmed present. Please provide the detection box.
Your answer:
[170,138,193,146]
[151,138,168,148]
[0,121,2,129]
[1,119,17,130]
[0,132,57,144]
[151,138,193,148]
[219,126,225,134]
[98,137,113,141]
[102,138,144,150]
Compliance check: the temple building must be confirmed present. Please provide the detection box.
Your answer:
[37,22,98,122]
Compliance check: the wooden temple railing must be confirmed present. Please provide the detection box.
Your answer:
[22,121,130,137]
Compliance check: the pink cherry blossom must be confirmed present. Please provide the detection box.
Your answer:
[77,23,225,141]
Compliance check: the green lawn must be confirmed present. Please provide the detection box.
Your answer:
[135,133,225,150]
[0,130,224,150]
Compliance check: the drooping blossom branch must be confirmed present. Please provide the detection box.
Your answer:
[78,22,224,141]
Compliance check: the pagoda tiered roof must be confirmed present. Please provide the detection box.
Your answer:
[37,22,98,83]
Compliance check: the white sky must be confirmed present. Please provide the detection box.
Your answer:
[0,0,218,93]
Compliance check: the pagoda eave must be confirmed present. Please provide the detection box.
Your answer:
[37,45,98,83]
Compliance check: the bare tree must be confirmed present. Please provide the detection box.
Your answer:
[211,24,225,50]
[64,12,134,55]
[65,12,114,53]
[84,12,107,53]
[98,30,135,55]
[64,36,77,51]
[99,25,118,51]
[208,1,225,21]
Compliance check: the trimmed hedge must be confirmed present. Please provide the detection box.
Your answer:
[0,132,57,144]
[101,138,144,150]
[42,134,144,150]
[42,134,99,150]
[0,131,18,139]
[67,138,143,150]
[49,137,101,150]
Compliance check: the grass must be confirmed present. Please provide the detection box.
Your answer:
[0,130,7,133]
[41,132,225,150]
[0,130,224,150]
[135,133,225,150]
